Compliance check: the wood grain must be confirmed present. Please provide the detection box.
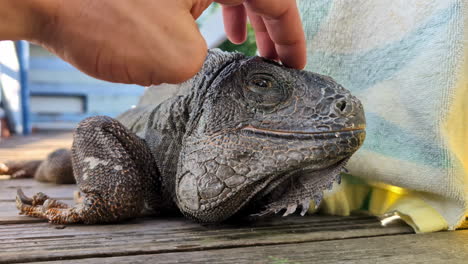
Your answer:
[0,215,413,263]
[37,230,468,264]
[0,179,76,202]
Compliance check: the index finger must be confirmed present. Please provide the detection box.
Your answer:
[245,0,306,69]
[217,0,306,69]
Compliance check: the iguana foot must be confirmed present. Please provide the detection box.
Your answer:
[16,188,115,224]
[17,189,70,207]
[16,189,79,223]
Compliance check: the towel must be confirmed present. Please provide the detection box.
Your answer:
[297,0,468,231]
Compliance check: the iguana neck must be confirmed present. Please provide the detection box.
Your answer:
[183,51,245,137]
[143,95,191,208]
[144,50,248,209]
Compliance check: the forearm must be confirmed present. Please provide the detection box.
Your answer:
[0,0,49,41]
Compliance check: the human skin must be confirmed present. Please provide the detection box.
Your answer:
[0,0,306,86]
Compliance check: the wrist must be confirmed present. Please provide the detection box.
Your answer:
[0,0,55,41]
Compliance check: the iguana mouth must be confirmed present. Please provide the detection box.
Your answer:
[241,125,365,138]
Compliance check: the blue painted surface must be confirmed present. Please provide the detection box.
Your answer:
[30,83,145,96]
[30,112,120,123]
[28,45,145,129]
[16,41,31,135]
[31,92,88,113]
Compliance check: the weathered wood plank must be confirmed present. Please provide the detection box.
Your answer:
[0,131,72,147]
[0,215,413,263]
[0,201,46,224]
[36,230,468,264]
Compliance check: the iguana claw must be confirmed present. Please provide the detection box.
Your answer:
[16,189,33,205]
[16,189,70,221]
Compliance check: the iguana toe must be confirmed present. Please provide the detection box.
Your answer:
[16,189,33,205]
[42,198,69,209]
[17,189,55,206]
[31,192,50,206]
[16,192,40,217]
[16,189,71,222]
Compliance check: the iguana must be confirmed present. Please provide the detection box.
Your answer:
[5,49,365,224]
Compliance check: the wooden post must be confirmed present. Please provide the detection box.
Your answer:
[17,41,31,135]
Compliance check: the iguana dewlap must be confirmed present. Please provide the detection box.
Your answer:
[12,49,365,224]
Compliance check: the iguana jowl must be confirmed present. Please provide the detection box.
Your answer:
[11,49,366,224]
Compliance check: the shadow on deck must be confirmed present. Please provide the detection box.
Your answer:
[0,132,467,263]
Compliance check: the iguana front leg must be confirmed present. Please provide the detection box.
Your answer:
[16,116,163,224]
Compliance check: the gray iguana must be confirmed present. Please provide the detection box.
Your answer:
[7,49,365,224]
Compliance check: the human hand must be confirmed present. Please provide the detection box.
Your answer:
[1,0,306,86]
[218,0,306,70]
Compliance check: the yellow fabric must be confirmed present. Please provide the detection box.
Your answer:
[384,196,449,233]
[316,174,451,233]
[443,4,468,229]
[319,176,369,216]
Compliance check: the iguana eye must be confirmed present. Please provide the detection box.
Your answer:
[250,79,272,89]
[245,74,289,109]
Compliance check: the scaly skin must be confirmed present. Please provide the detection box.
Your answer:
[14,49,365,224]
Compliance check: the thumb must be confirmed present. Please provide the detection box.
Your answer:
[131,6,209,85]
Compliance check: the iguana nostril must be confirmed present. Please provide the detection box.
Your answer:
[336,101,347,112]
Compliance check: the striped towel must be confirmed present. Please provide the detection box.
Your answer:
[298,0,468,232]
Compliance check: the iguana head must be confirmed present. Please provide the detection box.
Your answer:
[176,50,365,222]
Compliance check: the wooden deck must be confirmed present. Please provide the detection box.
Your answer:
[1,132,467,263]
